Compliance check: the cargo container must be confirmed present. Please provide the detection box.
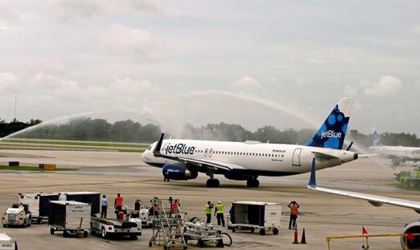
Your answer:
[49,201,91,237]
[228,201,281,235]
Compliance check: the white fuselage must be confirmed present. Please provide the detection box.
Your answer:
[142,139,357,176]
[369,146,420,161]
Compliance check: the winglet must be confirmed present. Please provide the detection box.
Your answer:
[308,158,316,188]
[153,133,165,156]
[345,141,354,151]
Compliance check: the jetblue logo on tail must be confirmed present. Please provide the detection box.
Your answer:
[321,130,342,139]
[305,104,350,150]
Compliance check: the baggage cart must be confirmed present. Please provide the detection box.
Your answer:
[183,221,232,248]
[18,191,100,223]
[49,201,91,237]
[0,233,17,250]
[228,201,281,235]
[18,192,59,223]
[91,217,142,239]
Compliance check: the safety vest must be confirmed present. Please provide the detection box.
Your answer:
[172,202,179,213]
[216,204,224,214]
[290,204,299,215]
[115,196,123,207]
[205,204,212,214]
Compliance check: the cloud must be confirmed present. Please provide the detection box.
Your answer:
[363,75,403,96]
[0,72,20,92]
[26,72,157,101]
[0,1,19,26]
[109,78,158,94]
[96,24,161,60]
[410,26,420,35]
[47,0,164,24]
[233,76,262,89]
[295,76,309,87]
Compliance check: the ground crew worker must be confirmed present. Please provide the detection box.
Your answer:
[114,193,123,218]
[288,200,300,229]
[205,201,213,223]
[100,194,108,218]
[132,199,141,218]
[214,201,225,227]
[172,199,180,214]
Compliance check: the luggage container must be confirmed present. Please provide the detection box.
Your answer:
[19,191,100,223]
[59,192,100,215]
[49,201,91,237]
[18,192,59,223]
[228,201,281,235]
[0,233,17,250]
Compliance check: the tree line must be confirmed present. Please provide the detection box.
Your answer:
[0,118,42,138]
[1,117,420,147]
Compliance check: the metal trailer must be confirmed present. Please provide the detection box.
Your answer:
[90,217,142,239]
[18,191,100,223]
[183,221,232,248]
[49,201,91,238]
[228,201,281,235]
[18,192,59,223]
[0,233,18,250]
[2,204,31,228]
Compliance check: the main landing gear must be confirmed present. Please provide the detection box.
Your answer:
[206,179,220,188]
[247,179,259,188]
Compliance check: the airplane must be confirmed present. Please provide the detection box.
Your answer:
[141,97,358,188]
[369,131,420,167]
[307,159,420,249]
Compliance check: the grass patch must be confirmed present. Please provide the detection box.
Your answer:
[0,165,78,171]
[0,138,148,152]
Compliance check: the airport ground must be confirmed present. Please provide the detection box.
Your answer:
[0,149,419,250]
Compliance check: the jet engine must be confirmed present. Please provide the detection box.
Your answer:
[401,220,420,249]
[162,164,198,180]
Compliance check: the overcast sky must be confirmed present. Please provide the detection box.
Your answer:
[0,0,419,136]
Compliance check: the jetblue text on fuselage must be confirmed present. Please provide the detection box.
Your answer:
[321,130,342,139]
[165,143,195,155]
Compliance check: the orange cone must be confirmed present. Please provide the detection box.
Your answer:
[300,228,307,244]
[362,226,368,235]
[293,227,299,244]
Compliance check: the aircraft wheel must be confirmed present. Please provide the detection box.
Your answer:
[206,179,220,188]
[247,179,259,188]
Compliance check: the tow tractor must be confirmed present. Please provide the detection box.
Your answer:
[2,204,31,228]
[90,217,142,239]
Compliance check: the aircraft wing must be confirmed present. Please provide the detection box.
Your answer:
[152,133,244,173]
[307,158,420,214]
[170,156,245,172]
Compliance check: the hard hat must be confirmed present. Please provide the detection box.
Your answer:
[217,201,221,204]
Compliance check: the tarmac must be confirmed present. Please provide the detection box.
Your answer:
[0,149,419,250]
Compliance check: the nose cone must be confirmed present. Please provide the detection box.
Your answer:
[141,150,151,163]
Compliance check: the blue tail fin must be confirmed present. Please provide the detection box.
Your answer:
[304,97,354,150]
[371,130,382,146]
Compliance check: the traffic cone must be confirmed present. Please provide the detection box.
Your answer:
[362,226,368,235]
[300,228,307,244]
[293,226,299,244]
